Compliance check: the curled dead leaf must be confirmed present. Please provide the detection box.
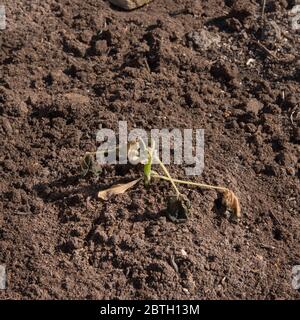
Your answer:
[166,195,190,223]
[222,190,241,218]
[98,178,141,200]
[80,153,102,177]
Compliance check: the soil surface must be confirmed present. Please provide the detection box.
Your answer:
[0,0,300,300]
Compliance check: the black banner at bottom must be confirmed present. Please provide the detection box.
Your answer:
[0,300,296,319]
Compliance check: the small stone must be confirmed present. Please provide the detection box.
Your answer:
[186,29,221,50]
[181,249,188,257]
[64,237,84,252]
[79,30,93,44]
[1,117,13,135]
[93,227,108,244]
[182,288,190,294]
[286,166,296,176]
[108,0,152,10]
[18,101,29,116]
[41,167,50,177]
[63,37,87,57]
[244,123,257,133]
[47,70,69,85]
[27,93,39,106]
[230,0,257,21]
[63,93,90,105]
[252,134,263,146]
[211,62,240,87]
[95,40,108,56]
[244,98,263,116]
[253,162,264,174]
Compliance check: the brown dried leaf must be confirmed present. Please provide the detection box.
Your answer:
[222,190,241,218]
[98,178,141,200]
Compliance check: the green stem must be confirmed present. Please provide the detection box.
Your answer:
[152,173,228,193]
[154,158,182,198]
[141,138,181,198]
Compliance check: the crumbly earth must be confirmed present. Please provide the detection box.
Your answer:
[0,0,299,300]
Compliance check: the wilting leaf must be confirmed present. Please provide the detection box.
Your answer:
[127,140,141,164]
[222,190,241,218]
[81,154,102,177]
[166,195,190,223]
[81,154,93,176]
[98,178,141,200]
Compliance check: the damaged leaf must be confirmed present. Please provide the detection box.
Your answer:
[81,154,93,176]
[98,178,141,200]
[222,190,241,218]
[80,154,102,177]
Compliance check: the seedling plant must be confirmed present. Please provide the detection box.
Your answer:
[81,139,241,223]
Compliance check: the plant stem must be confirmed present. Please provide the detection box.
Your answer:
[152,173,228,193]
[154,159,182,198]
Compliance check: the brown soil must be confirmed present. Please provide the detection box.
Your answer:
[0,0,300,300]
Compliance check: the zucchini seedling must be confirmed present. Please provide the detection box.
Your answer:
[81,139,241,222]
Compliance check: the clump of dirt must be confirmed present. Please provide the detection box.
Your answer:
[0,0,299,299]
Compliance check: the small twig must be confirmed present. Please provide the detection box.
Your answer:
[261,0,266,19]
[260,0,267,38]
[290,104,299,127]
[261,243,276,250]
[255,41,278,61]
[143,57,151,73]
[169,8,189,17]
[15,211,31,215]
[269,210,281,226]
[170,255,179,273]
